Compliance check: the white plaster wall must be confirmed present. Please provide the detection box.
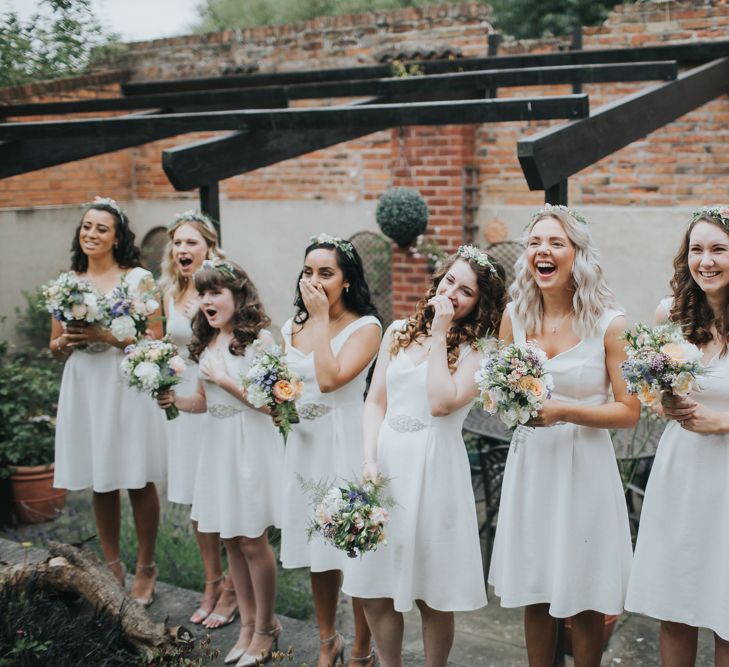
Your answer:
[476,205,695,325]
[0,200,379,345]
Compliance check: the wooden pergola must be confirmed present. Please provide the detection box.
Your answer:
[1,39,728,236]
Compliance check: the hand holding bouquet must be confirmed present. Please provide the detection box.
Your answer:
[621,322,705,407]
[121,338,186,419]
[108,275,160,342]
[42,272,109,326]
[241,340,302,443]
[475,339,554,428]
[301,475,393,558]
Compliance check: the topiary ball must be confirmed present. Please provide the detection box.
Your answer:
[375,187,429,247]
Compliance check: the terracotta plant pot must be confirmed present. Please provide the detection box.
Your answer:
[10,463,67,524]
[564,614,619,655]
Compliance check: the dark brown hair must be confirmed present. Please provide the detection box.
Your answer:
[669,215,729,355]
[188,262,270,362]
[390,253,506,370]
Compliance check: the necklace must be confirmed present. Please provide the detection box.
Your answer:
[546,311,572,334]
[330,310,347,326]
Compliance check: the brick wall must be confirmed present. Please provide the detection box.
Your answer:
[2,1,729,314]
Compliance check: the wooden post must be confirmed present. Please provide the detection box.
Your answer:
[545,178,568,205]
[571,26,584,95]
[199,181,221,240]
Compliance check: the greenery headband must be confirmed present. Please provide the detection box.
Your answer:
[457,245,497,276]
[530,203,590,227]
[198,257,236,277]
[171,209,217,232]
[310,233,355,261]
[85,195,126,223]
[691,205,729,229]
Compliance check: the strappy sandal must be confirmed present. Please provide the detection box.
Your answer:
[235,621,283,666]
[106,558,126,587]
[132,562,157,608]
[203,584,238,629]
[348,648,377,666]
[224,623,254,664]
[319,632,345,666]
[190,574,224,624]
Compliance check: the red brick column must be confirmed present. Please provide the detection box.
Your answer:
[389,124,476,319]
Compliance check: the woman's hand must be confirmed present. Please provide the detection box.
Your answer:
[199,350,227,385]
[64,322,109,346]
[527,399,566,427]
[362,460,378,482]
[299,279,330,321]
[670,400,729,434]
[157,389,175,410]
[661,394,697,423]
[427,294,455,339]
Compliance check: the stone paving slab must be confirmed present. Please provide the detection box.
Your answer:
[1,537,719,666]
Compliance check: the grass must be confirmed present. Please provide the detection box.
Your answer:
[1,487,313,621]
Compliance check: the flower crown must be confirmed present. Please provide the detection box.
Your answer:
[310,233,355,261]
[198,257,236,277]
[85,195,126,222]
[457,245,497,275]
[691,205,729,229]
[171,209,217,232]
[530,203,590,227]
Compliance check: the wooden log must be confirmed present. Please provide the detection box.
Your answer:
[0,542,192,662]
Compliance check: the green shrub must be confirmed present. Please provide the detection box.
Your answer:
[14,287,52,351]
[375,188,429,247]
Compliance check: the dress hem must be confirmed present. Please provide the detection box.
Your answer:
[54,477,164,493]
[489,585,624,618]
[341,586,487,614]
[624,605,729,642]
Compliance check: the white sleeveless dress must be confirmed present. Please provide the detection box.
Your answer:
[625,299,729,640]
[279,315,381,571]
[488,304,632,617]
[54,267,167,493]
[342,323,487,613]
[189,332,284,539]
[165,296,207,505]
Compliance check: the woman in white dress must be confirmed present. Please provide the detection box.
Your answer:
[488,205,639,667]
[158,259,283,667]
[625,206,729,666]
[280,234,381,667]
[160,211,237,627]
[342,245,506,667]
[51,196,166,607]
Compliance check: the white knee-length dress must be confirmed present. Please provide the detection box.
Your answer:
[280,315,381,572]
[488,304,633,617]
[165,296,207,505]
[54,267,167,493]
[190,332,284,539]
[625,300,729,640]
[342,325,487,613]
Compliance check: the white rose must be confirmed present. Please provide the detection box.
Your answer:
[168,355,186,375]
[245,384,268,409]
[134,361,160,388]
[144,298,159,315]
[111,315,137,341]
[671,372,695,397]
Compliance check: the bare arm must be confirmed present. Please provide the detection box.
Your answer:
[158,380,207,413]
[362,322,399,480]
[532,315,640,429]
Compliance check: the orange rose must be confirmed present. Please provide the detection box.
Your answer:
[517,375,546,399]
[272,379,295,404]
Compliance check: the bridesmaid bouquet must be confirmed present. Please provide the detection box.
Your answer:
[42,271,110,326]
[108,276,160,342]
[121,338,187,420]
[240,340,302,443]
[621,322,705,407]
[475,340,554,428]
[301,475,393,558]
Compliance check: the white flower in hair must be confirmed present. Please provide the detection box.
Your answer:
[311,233,355,261]
[457,245,497,275]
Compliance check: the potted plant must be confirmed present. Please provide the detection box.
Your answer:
[376,187,429,247]
[0,343,66,523]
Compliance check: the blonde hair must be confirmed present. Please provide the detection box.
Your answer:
[511,209,619,338]
[159,217,225,300]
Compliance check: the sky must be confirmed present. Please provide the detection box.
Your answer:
[2,0,203,42]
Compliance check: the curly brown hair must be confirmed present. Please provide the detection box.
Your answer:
[669,214,729,355]
[390,253,506,370]
[188,261,270,362]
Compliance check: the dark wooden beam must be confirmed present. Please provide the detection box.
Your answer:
[200,182,220,236]
[0,96,589,141]
[518,58,729,191]
[0,62,675,118]
[0,110,173,179]
[545,178,568,205]
[121,40,729,95]
[163,98,390,191]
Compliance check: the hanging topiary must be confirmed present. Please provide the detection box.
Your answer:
[375,187,429,247]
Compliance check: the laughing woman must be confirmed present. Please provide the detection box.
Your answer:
[488,205,639,667]
[52,197,166,607]
[625,207,729,667]
[280,235,381,667]
[160,211,237,628]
